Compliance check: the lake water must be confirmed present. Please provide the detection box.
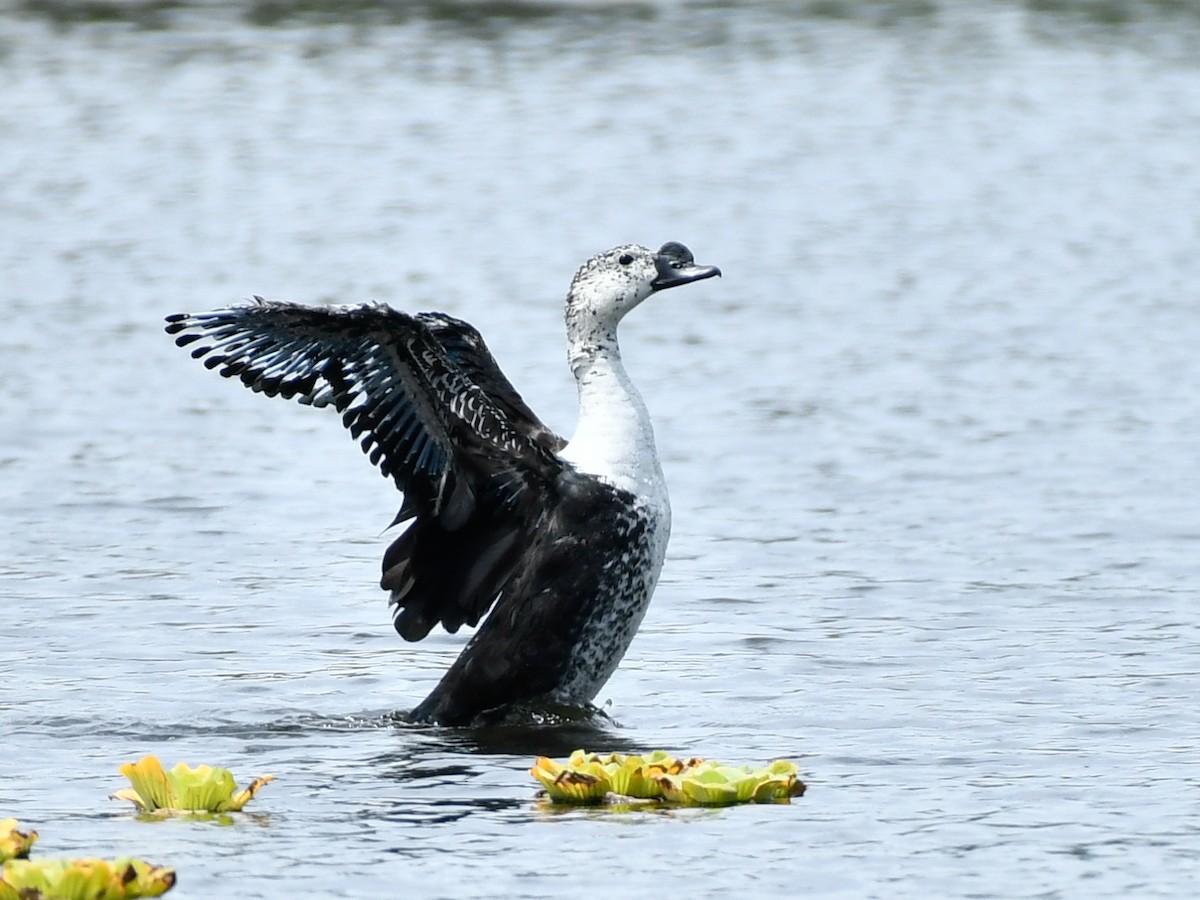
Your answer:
[2,0,1199,896]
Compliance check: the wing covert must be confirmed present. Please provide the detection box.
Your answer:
[418,312,566,455]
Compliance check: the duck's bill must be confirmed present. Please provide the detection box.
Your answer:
[651,241,722,291]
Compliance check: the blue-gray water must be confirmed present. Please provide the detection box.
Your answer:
[3,1,1199,896]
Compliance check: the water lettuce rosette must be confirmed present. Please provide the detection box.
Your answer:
[0,820,37,863]
[529,754,611,803]
[0,857,175,899]
[530,750,805,806]
[111,756,272,814]
[530,750,691,803]
[655,760,805,806]
[602,755,665,799]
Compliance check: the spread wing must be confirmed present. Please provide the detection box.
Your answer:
[165,299,565,641]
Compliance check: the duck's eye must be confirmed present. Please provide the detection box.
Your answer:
[618,253,634,266]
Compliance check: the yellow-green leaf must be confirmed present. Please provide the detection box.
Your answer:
[118,757,175,812]
[0,819,37,863]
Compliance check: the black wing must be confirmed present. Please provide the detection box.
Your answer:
[165,299,564,640]
[418,312,566,457]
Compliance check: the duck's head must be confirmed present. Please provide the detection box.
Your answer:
[564,242,720,348]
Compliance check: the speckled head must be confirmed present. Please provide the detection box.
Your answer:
[564,242,720,348]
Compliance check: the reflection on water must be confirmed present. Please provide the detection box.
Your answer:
[3,0,1200,897]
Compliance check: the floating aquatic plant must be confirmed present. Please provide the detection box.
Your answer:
[111,756,272,815]
[530,750,805,806]
[0,820,37,863]
[655,760,804,806]
[0,857,175,899]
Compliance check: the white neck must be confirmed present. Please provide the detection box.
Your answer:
[560,335,669,508]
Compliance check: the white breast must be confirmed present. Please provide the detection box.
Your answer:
[559,350,671,521]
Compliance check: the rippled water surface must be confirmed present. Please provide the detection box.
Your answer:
[3,1,1200,897]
